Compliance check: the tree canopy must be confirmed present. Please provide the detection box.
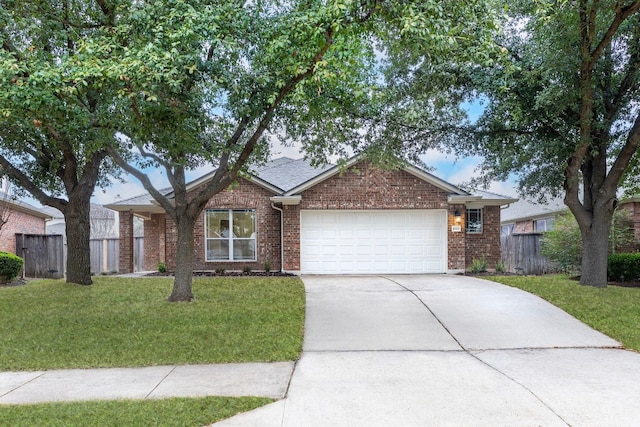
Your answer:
[105,0,499,301]
[0,0,128,284]
[439,0,640,287]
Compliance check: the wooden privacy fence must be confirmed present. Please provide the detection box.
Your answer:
[90,238,119,274]
[89,237,144,274]
[16,234,65,279]
[501,233,555,275]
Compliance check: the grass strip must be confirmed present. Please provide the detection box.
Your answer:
[487,274,640,351]
[0,276,305,370]
[0,396,272,427]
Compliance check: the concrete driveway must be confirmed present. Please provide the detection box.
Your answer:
[215,275,640,426]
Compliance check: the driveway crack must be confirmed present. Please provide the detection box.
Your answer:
[380,275,571,426]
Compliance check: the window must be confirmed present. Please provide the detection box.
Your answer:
[534,217,555,233]
[466,208,483,233]
[501,223,515,237]
[205,209,256,261]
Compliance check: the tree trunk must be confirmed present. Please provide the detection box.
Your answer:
[65,198,93,285]
[578,212,612,288]
[168,215,195,302]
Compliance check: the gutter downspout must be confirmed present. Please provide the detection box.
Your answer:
[271,203,284,273]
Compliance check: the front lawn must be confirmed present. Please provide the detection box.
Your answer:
[0,276,305,371]
[487,274,640,351]
[0,396,272,427]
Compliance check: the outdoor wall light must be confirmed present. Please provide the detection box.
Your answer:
[454,210,461,223]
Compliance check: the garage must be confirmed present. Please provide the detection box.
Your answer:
[300,210,447,274]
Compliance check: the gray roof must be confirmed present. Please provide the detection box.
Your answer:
[473,190,518,202]
[0,193,54,219]
[252,157,333,192]
[106,156,514,211]
[38,203,116,220]
[107,188,172,208]
[501,197,566,223]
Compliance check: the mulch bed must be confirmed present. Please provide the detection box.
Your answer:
[0,278,28,287]
[146,271,295,278]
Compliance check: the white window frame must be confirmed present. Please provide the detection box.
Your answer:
[466,208,483,234]
[205,209,256,262]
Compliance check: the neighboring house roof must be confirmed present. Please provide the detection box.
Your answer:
[501,197,567,223]
[104,188,172,214]
[106,156,518,211]
[42,204,120,238]
[0,193,53,220]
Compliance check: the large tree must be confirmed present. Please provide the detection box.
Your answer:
[107,0,498,301]
[0,0,128,284]
[447,0,640,287]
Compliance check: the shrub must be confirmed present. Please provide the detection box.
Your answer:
[470,258,488,273]
[495,260,506,273]
[157,262,167,273]
[541,211,583,274]
[0,252,24,282]
[608,253,640,282]
[542,209,637,274]
[215,267,225,274]
[264,260,271,273]
[243,266,252,274]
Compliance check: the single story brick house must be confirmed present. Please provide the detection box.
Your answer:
[0,192,52,254]
[106,156,517,274]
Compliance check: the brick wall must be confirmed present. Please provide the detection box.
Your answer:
[162,179,281,272]
[119,210,134,273]
[466,205,501,268]
[282,204,301,271]
[448,204,466,270]
[300,162,451,210]
[514,220,534,234]
[0,207,46,254]
[143,214,166,271]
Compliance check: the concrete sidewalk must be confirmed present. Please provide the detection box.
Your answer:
[0,362,293,404]
[214,275,640,427]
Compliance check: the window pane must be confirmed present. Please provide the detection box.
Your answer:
[206,211,230,238]
[233,239,255,260]
[207,240,229,260]
[466,209,482,233]
[232,210,255,238]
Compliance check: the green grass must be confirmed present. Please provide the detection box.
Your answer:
[0,276,305,371]
[0,396,272,427]
[487,274,640,351]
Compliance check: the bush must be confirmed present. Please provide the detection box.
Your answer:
[542,209,638,274]
[541,211,582,274]
[157,262,167,273]
[608,253,640,282]
[470,258,488,273]
[495,260,506,273]
[0,252,24,282]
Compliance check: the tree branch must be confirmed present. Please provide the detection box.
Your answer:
[0,154,68,211]
[106,147,177,217]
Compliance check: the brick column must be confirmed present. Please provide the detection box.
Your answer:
[448,204,466,271]
[282,205,300,271]
[119,210,134,273]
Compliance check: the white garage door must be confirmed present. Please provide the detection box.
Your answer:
[300,210,447,274]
